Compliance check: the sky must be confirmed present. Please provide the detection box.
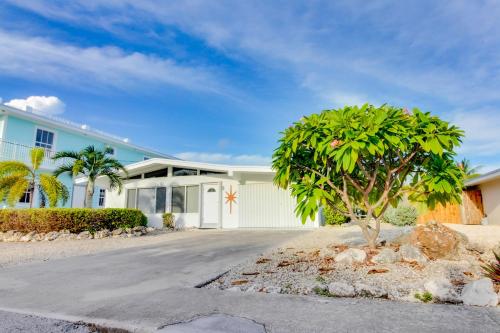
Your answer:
[1,1,500,171]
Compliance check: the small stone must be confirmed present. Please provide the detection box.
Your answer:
[112,228,124,236]
[461,278,498,307]
[77,231,92,240]
[424,278,460,303]
[372,248,400,264]
[400,244,428,264]
[263,286,281,294]
[335,248,367,265]
[328,282,355,297]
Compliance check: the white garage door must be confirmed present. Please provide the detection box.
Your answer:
[239,183,318,228]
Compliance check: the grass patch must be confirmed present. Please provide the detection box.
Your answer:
[414,291,433,303]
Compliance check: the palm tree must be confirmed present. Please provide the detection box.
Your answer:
[457,158,482,180]
[0,148,69,207]
[53,146,127,208]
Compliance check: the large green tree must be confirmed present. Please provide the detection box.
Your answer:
[53,146,127,208]
[0,148,69,207]
[273,104,464,248]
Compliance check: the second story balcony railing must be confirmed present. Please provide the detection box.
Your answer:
[0,139,68,170]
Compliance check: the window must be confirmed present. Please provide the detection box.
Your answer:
[35,128,54,149]
[173,167,197,176]
[199,170,227,176]
[126,189,137,208]
[127,187,167,214]
[137,188,155,214]
[127,174,142,180]
[171,185,199,213]
[98,189,106,207]
[155,187,166,213]
[19,189,32,204]
[144,168,168,178]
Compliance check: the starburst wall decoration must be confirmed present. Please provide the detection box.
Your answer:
[225,185,237,214]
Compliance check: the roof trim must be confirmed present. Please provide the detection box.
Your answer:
[465,168,500,186]
[0,104,176,159]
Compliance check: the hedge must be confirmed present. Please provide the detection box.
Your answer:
[0,208,147,233]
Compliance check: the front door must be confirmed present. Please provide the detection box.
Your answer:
[201,183,220,228]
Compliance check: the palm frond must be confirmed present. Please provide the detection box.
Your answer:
[39,174,69,207]
[30,148,46,171]
[6,178,30,207]
[0,161,31,177]
[53,164,75,177]
[481,251,500,283]
[52,150,81,160]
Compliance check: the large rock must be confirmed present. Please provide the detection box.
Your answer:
[399,244,428,264]
[409,221,465,260]
[44,231,59,241]
[94,229,110,239]
[77,231,92,240]
[335,248,367,265]
[461,278,498,307]
[20,231,36,242]
[112,228,124,236]
[372,248,400,264]
[354,283,387,298]
[328,282,355,297]
[424,278,460,303]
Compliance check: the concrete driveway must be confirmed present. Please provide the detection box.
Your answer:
[0,229,498,332]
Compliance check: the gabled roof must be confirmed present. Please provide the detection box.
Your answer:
[465,168,500,186]
[0,103,176,159]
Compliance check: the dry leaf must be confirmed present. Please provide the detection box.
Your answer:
[231,279,249,285]
[256,258,271,264]
[242,272,260,276]
[368,268,389,274]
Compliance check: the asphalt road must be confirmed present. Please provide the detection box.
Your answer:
[0,230,498,332]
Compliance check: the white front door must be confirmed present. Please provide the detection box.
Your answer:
[72,185,86,208]
[201,183,220,228]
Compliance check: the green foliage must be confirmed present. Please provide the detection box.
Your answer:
[457,158,481,180]
[162,212,175,229]
[272,104,464,246]
[0,208,147,233]
[382,204,418,226]
[53,145,128,208]
[313,286,336,297]
[315,275,326,283]
[482,251,500,283]
[0,148,68,207]
[414,291,433,303]
[323,203,350,225]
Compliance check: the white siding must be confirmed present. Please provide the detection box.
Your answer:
[239,183,318,228]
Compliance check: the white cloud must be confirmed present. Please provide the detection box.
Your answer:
[175,152,271,166]
[451,108,500,158]
[5,96,66,116]
[0,29,227,94]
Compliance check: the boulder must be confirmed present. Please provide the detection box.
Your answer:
[3,231,23,242]
[461,278,498,307]
[335,248,367,265]
[372,248,400,264]
[409,221,466,260]
[146,227,155,233]
[20,231,36,242]
[354,283,387,298]
[34,233,46,241]
[399,244,428,264]
[112,228,124,236]
[328,282,355,297]
[424,278,460,303]
[77,231,92,240]
[44,231,59,241]
[94,229,110,239]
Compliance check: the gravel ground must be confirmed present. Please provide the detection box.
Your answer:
[206,224,499,304]
[0,229,201,268]
[0,310,91,333]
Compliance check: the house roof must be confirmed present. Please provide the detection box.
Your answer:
[0,103,176,159]
[465,168,500,186]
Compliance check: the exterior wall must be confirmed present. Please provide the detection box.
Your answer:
[0,114,164,208]
[479,179,500,225]
[106,174,240,229]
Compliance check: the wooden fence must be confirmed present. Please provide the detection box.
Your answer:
[417,189,484,225]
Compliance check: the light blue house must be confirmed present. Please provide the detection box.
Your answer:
[0,103,174,208]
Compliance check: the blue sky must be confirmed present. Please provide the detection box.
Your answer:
[1,1,500,170]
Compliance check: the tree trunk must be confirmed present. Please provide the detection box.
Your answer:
[84,179,95,208]
[357,216,381,250]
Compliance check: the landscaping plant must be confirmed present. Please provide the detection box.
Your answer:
[0,148,69,207]
[53,145,127,208]
[273,104,464,248]
[382,204,418,226]
[482,251,500,283]
[162,212,175,229]
[323,203,350,225]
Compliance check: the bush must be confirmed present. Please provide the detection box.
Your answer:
[0,208,147,233]
[323,204,350,225]
[162,212,175,229]
[382,204,418,226]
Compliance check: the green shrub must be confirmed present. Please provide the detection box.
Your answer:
[0,208,147,233]
[162,212,175,229]
[414,291,433,303]
[382,204,418,226]
[323,204,350,225]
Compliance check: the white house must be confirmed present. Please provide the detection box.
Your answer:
[89,158,319,229]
